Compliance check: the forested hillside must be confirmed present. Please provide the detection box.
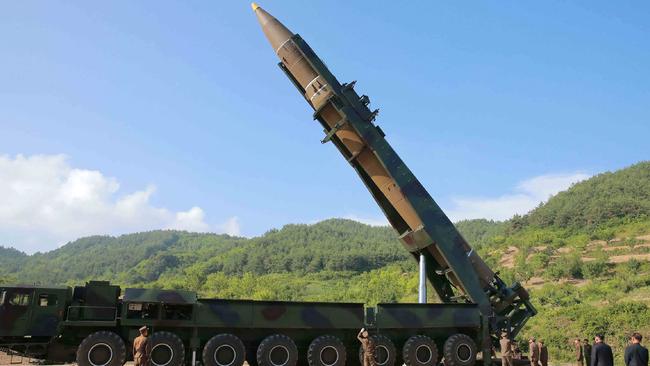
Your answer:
[2,161,649,362]
[0,220,410,287]
[521,161,650,229]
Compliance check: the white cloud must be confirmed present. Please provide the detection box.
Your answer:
[169,207,210,232]
[446,172,591,221]
[343,214,389,227]
[218,216,241,236]
[0,154,236,253]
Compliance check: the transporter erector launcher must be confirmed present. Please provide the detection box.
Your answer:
[252,2,536,357]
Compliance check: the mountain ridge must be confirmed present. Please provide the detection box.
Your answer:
[2,161,649,287]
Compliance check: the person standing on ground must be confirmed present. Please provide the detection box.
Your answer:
[538,340,548,366]
[575,339,584,366]
[133,326,150,366]
[500,332,514,366]
[529,337,539,366]
[583,339,593,366]
[591,334,614,366]
[625,333,649,366]
[357,328,376,366]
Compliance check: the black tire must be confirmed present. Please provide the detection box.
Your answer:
[202,333,246,366]
[358,335,396,366]
[307,335,346,366]
[150,331,185,366]
[76,330,126,366]
[403,335,438,366]
[443,334,477,366]
[257,334,298,366]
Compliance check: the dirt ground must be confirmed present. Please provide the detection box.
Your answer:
[0,351,137,365]
[0,354,130,365]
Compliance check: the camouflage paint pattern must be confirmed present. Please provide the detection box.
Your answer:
[375,303,480,330]
[2,282,482,363]
[0,282,408,363]
[374,303,482,354]
[123,288,196,304]
[194,299,364,329]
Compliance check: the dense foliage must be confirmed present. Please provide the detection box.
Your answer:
[2,161,650,363]
[519,161,650,230]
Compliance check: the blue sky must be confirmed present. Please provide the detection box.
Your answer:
[1,1,648,253]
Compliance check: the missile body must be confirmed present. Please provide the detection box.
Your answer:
[252,2,491,299]
[253,3,536,343]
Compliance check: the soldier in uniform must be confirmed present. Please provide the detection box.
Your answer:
[357,328,376,366]
[529,337,539,366]
[575,339,584,366]
[538,340,548,366]
[133,326,150,366]
[500,331,514,366]
[583,339,593,366]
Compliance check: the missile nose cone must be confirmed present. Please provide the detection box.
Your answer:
[251,4,294,53]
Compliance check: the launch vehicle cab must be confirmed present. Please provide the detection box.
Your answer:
[0,285,69,339]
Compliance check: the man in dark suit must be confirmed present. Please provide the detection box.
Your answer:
[625,333,649,366]
[591,334,614,366]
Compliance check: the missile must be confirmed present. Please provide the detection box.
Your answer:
[252,3,426,240]
[252,3,507,308]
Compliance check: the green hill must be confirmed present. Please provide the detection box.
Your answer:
[4,219,410,287]
[2,161,650,362]
[520,161,650,230]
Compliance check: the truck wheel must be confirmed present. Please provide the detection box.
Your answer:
[150,331,185,366]
[202,333,246,366]
[403,335,438,366]
[257,334,298,366]
[307,335,346,366]
[443,334,476,366]
[358,335,396,366]
[76,330,126,366]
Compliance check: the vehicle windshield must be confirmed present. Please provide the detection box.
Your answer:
[9,292,31,306]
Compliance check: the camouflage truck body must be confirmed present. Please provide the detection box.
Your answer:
[1,281,483,366]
